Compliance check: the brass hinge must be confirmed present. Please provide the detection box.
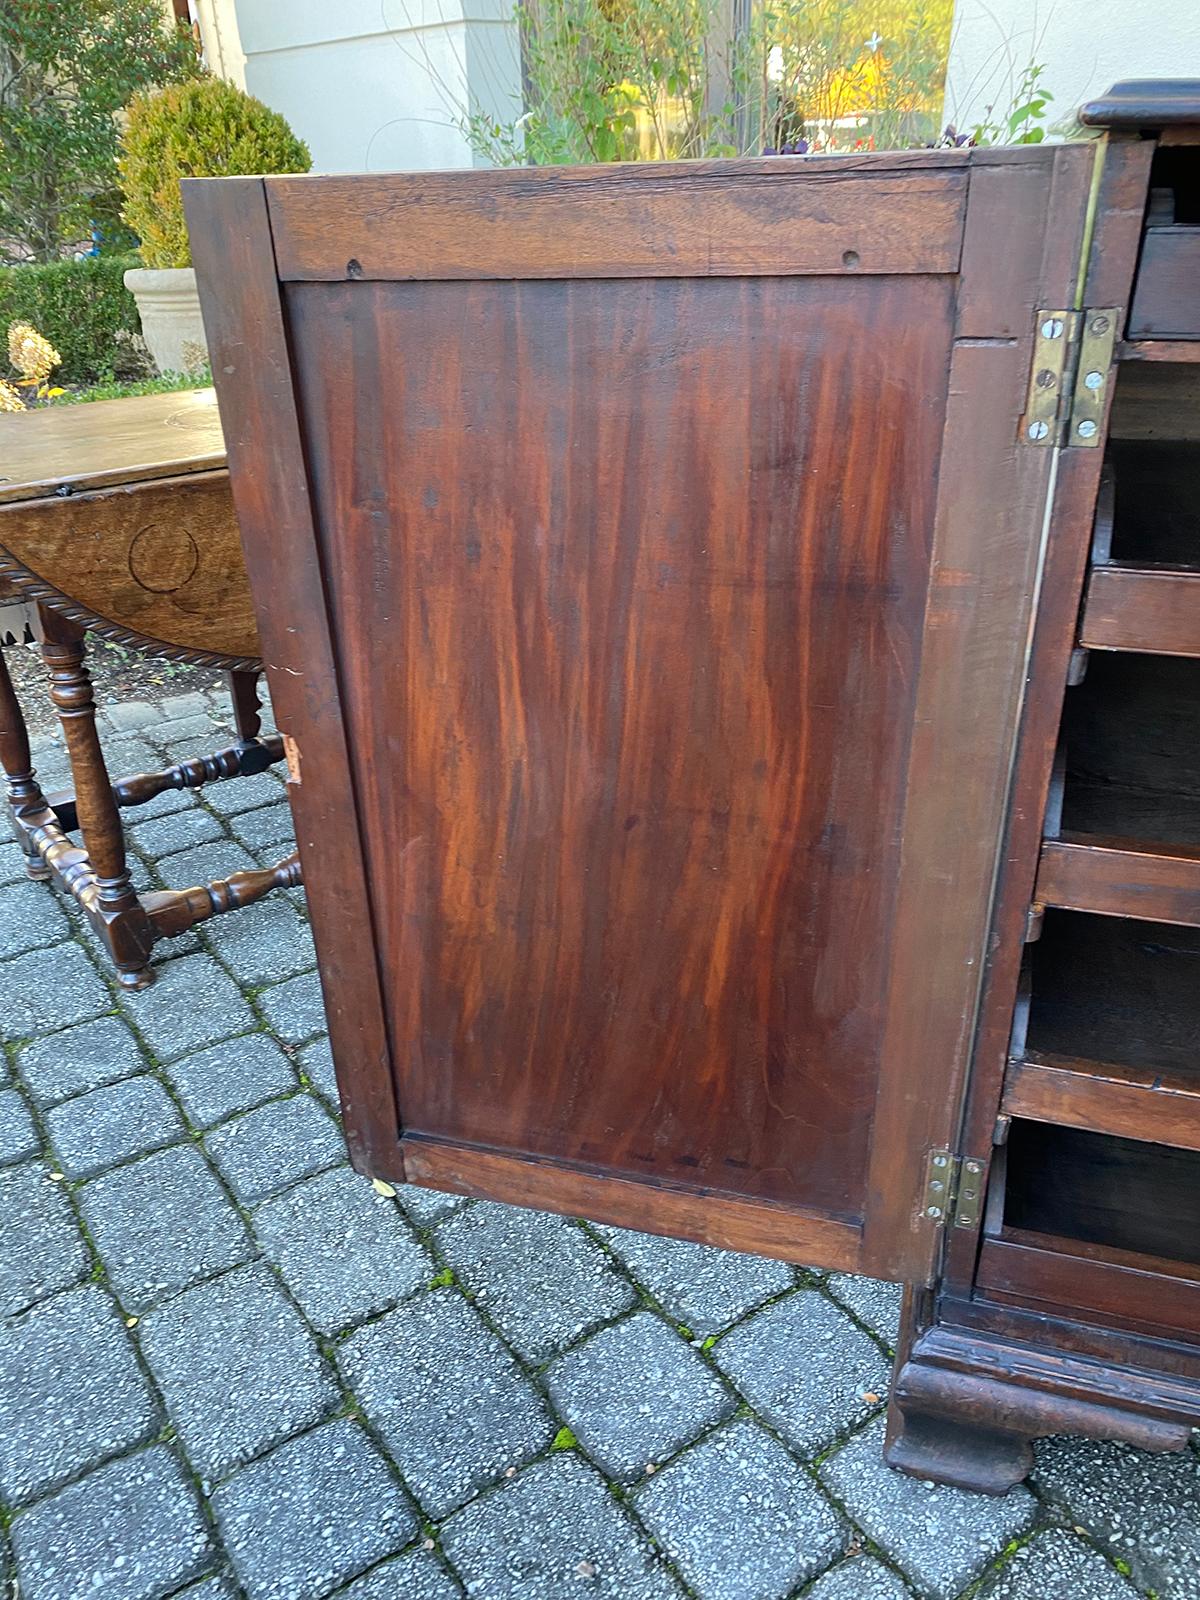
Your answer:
[921,1149,986,1230]
[1021,308,1118,447]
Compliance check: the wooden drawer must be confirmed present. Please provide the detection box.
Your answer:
[978,1231,1200,1343]
[1129,226,1200,339]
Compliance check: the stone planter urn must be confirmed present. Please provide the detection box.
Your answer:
[123,266,209,375]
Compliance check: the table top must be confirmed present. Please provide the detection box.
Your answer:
[0,385,256,669]
[0,387,226,505]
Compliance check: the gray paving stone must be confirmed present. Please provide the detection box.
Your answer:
[164,1032,296,1127]
[0,1284,159,1503]
[0,878,69,958]
[45,1074,185,1179]
[79,1144,253,1311]
[138,1263,338,1480]
[0,1044,8,1085]
[99,734,166,775]
[0,942,110,1041]
[214,1418,417,1600]
[17,1014,146,1107]
[976,1530,1139,1599]
[106,698,160,731]
[11,1445,211,1600]
[636,1417,845,1600]
[826,1273,905,1349]
[203,770,287,817]
[155,713,223,747]
[438,1201,637,1361]
[259,968,327,1043]
[0,1086,38,1165]
[818,1419,1037,1600]
[298,1034,337,1103]
[713,1290,889,1457]
[205,1093,344,1204]
[176,1580,237,1600]
[230,801,295,853]
[546,1311,734,1480]
[129,805,224,859]
[119,951,256,1059]
[162,691,212,721]
[806,1556,913,1599]
[0,838,31,885]
[1034,1435,1200,1600]
[254,1164,431,1335]
[340,1551,462,1600]
[442,1452,681,1599]
[156,838,258,891]
[0,1161,88,1315]
[203,895,315,987]
[594,1224,794,1336]
[123,784,202,823]
[338,1287,553,1516]
[28,736,69,785]
[397,1181,469,1225]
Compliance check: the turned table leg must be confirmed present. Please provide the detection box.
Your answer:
[39,609,154,987]
[0,640,51,879]
[228,667,263,746]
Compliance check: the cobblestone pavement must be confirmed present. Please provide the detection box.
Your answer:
[2,684,1198,1600]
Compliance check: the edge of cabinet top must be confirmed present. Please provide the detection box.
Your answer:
[0,386,226,505]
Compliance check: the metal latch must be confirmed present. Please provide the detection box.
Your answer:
[922,1150,986,1230]
[1022,308,1118,447]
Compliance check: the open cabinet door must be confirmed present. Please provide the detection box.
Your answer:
[186,142,1099,1283]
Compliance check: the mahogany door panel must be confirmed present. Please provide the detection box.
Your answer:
[185,149,1096,1279]
[288,273,952,1224]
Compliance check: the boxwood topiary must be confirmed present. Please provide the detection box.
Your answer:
[119,78,311,269]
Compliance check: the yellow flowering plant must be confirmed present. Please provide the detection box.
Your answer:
[5,320,66,403]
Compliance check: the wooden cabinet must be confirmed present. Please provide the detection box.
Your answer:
[185,80,1200,1491]
[890,82,1200,1491]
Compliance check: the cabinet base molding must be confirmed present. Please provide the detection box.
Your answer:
[887,1324,1198,1492]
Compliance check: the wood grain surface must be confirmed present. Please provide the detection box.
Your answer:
[182,176,398,1174]
[190,146,1124,1285]
[1004,1050,1200,1151]
[0,470,256,664]
[1036,835,1200,926]
[290,270,953,1225]
[1081,563,1200,656]
[0,387,224,503]
[266,155,967,282]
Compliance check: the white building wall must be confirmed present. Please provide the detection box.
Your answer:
[195,0,521,173]
[945,0,1200,137]
[189,0,246,89]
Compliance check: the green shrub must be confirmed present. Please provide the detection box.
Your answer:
[119,78,311,269]
[0,0,199,262]
[0,254,144,384]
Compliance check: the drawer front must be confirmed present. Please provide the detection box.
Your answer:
[1129,226,1200,338]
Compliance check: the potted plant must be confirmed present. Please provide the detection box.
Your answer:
[119,78,310,374]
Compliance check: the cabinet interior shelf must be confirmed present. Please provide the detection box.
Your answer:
[1036,835,1200,926]
[1081,563,1200,657]
[1004,1050,1200,1152]
[1116,339,1200,364]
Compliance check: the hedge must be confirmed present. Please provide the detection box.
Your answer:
[0,253,143,385]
